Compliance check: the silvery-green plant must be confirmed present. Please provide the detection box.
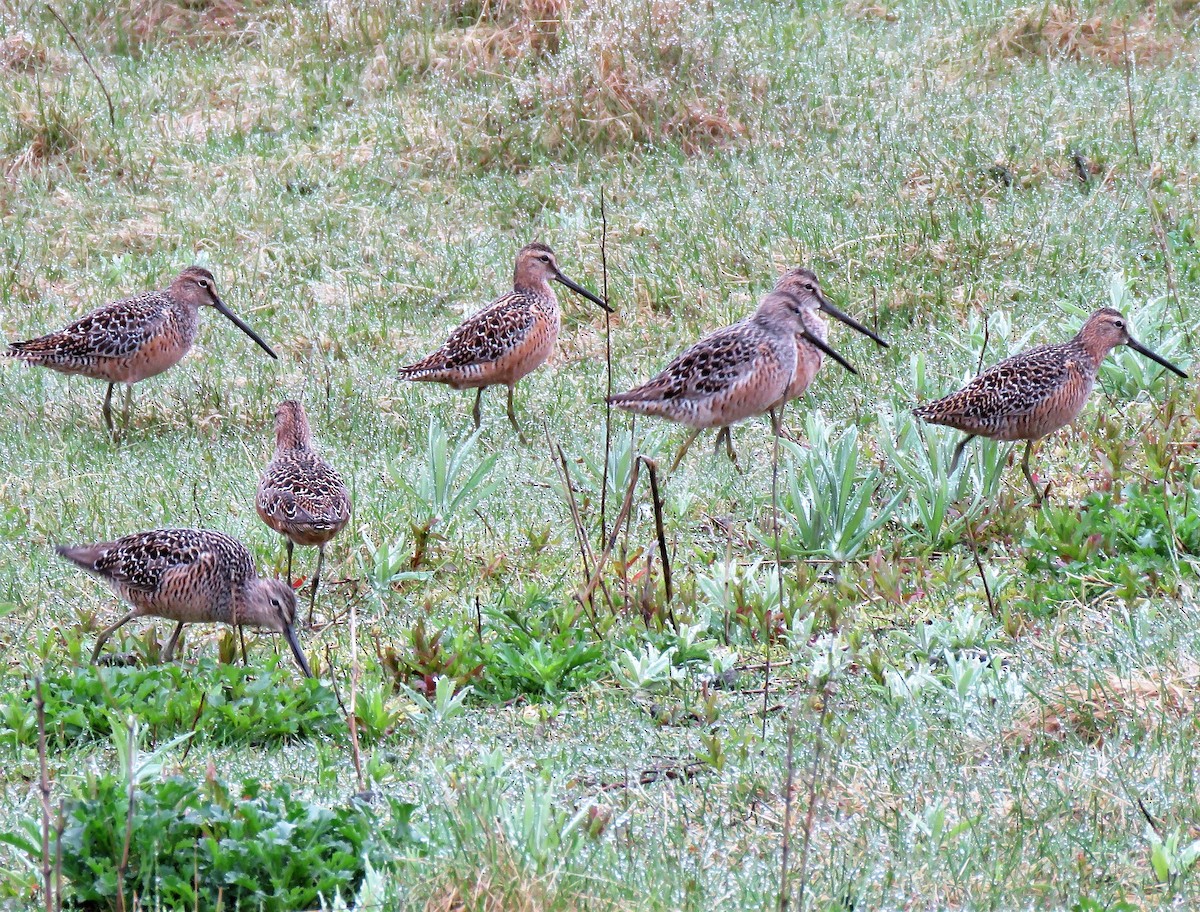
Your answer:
[771,412,904,561]
[392,418,498,535]
[612,643,681,691]
[876,409,1004,548]
[401,675,472,724]
[360,531,434,590]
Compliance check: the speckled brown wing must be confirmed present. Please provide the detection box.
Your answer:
[399,292,537,375]
[7,292,173,364]
[615,324,766,403]
[914,344,1071,434]
[257,452,352,543]
[57,529,252,593]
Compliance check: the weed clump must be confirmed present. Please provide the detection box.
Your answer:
[989,3,1192,65]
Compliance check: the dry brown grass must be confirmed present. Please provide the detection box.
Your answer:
[1007,666,1200,747]
[0,33,64,74]
[70,0,258,53]
[418,832,620,912]
[990,3,1194,65]
[526,0,751,153]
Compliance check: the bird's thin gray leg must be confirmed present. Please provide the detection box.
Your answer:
[506,386,528,444]
[122,384,133,430]
[91,609,139,664]
[472,388,484,429]
[669,428,703,472]
[102,383,115,434]
[162,622,185,662]
[308,545,325,627]
[950,435,976,473]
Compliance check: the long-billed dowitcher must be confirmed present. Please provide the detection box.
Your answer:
[397,243,611,441]
[57,528,312,677]
[257,400,351,625]
[5,266,277,433]
[913,307,1188,502]
[609,275,870,471]
[774,268,889,436]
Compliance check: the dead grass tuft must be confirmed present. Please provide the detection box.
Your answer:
[525,0,750,153]
[419,832,615,912]
[0,33,63,74]
[990,3,1191,65]
[1007,667,1200,747]
[400,0,570,75]
[70,0,257,54]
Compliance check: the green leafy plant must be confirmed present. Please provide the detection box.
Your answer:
[392,418,498,567]
[4,660,341,749]
[770,414,904,561]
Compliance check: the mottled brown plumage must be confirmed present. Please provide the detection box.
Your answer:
[610,270,880,470]
[397,243,610,441]
[5,267,277,433]
[610,283,858,471]
[257,400,351,625]
[914,307,1188,501]
[57,528,311,677]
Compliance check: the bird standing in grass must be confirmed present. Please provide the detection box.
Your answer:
[57,528,312,678]
[913,307,1188,503]
[397,243,611,442]
[256,399,351,626]
[4,266,278,433]
[609,271,877,471]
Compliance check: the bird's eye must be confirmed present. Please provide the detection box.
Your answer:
[198,279,209,289]
[540,255,550,263]
[1114,320,1124,329]
[804,283,815,292]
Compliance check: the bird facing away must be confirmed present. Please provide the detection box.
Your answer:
[913,307,1188,502]
[5,266,278,434]
[256,400,352,626]
[397,243,611,442]
[57,528,312,677]
[609,277,864,472]
[774,268,889,436]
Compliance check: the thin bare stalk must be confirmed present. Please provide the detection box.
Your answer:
[43,4,116,129]
[116,719,137,912]
[599,188,613,545]
[348,600,365,792]
[35,679,52,912]
[1122,25,1139,161]
[966,524,997,620]
[763,420,784,740]
[641,456,676,631]
[547,427,607,629]
[777,720,797,912]
[578,458,642,605]
[794,680,834,912]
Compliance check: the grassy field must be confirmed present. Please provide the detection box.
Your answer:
[1,0,1199,908]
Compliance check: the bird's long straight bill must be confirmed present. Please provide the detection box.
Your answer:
[801,330,858,375]
[1127,338,1188,379]
[213,297,279,359]
[283,624,314,678]
[554,272,613,313]
[819,298,888,348]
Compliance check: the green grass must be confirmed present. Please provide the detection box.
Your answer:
[2,0,1200,908]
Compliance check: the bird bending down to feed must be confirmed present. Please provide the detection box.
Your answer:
[775,268,889,436]
[257,400,352,626]
[609,270,883,471]
[397,243,611,442]
[913,307,1188,503]
[57,528,312,677]
[4,266,277,434]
